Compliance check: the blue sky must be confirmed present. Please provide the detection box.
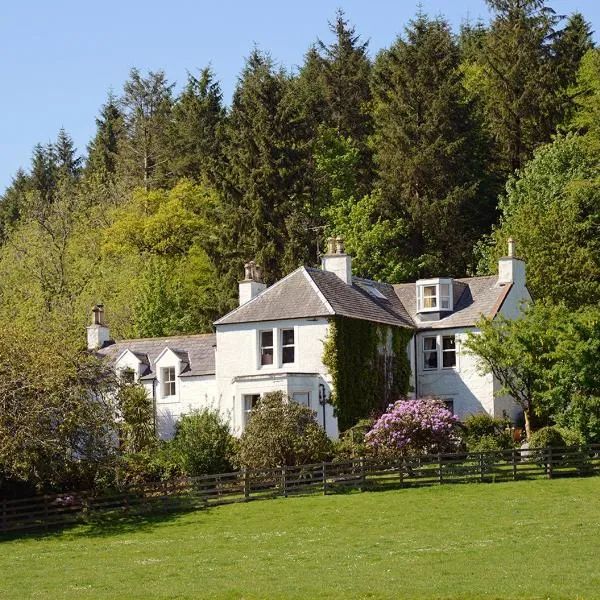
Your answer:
[1,1,598,191]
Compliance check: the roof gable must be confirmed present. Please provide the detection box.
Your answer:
[215,268,332,326]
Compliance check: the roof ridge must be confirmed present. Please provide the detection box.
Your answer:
[109,332,215,344]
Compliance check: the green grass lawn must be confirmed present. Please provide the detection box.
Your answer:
[1,478,599,599]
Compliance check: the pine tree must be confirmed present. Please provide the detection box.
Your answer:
[467,0,562,176]
[169,68,225,183]
[313,10,373,194]
[0,169,31,242]
[119,68,174,190]
[370,14,489,278]
[54,128,82,181]
[222,49,314,284]
[85,93,124,182]
[30,143,57,204]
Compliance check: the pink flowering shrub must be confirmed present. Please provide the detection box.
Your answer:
[365,398,461,456]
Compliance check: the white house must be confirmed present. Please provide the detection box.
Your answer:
[91,238,530,439]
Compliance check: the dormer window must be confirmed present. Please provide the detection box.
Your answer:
[162,367,176,397]
[416,278,453,313]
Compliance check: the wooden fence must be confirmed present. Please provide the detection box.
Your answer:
[2,444,600,534]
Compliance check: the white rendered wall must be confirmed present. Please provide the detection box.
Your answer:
[216,318,338,438]
[414,327,495,418]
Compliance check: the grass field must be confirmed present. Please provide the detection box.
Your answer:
[1,478,599,599]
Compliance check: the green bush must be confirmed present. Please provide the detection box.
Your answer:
[529,426,566,449]
[117,444,184,487]
[333,419,373,460]
[462,413,513,451]
[171,409,236,476]
[237,392,332,469]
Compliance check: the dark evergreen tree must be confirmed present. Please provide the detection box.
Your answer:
[119,68,174,190]
[221,49,314,284]
[30,143,57,204]
[468,0,562,176]
[315,10,373,194]
[0,169,31,242]
[54,128,82,181]
[371,14,490,278]
[169,68,225,184]
[85,93,124,182]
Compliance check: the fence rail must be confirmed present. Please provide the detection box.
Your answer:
[2,444,600,534]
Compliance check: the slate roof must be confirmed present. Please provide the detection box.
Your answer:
[96,333,216,377]
[215,267,414,328]
[393,276,512,329]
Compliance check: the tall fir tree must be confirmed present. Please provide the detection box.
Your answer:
[169,68,225,184]
[465,0,562,176]
[54,128,82,182]
[0,169,31,242]
[119,68,174,190]
[85,93,124,183]
[370,14,489,278]
[222,49,314,285]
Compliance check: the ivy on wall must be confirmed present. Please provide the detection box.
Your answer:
[322,316,413,432]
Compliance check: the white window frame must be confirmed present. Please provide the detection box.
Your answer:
[243,393,261,426]
[259,330,274,366]
[162,366,176,397]
[120,367,136,384]
[292,391,310,408]
[441,335,457,369]
[281,328,295,364]
[416,278,453,313]
[422,334,458,371]
[423,336,439,370]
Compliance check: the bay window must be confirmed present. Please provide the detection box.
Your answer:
[416,278,453,313]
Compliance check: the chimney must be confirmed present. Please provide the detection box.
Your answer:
[87,304,111,350]
[498,238,526,287]
[239,261,267,306]
[321,236,352,285]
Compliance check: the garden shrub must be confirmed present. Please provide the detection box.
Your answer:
[237,392,332,469]
[365,398,461,457]
[529,426,566,449]
[462,413,513,451]
[333,418,373,460]
[171,409,236,476]
[117,444,184,486]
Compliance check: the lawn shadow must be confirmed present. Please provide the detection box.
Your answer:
[0,503,212,543]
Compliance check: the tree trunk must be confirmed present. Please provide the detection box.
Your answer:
[524,409,532,441]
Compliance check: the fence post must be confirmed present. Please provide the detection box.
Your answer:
[282,467,288,498]
[322,462,328,495]
[1,498,5,532]
[438,453,443,485]
[479,452,485,482]
[512,448,517,481]
[547,447,553,479]
[359,457,365,491]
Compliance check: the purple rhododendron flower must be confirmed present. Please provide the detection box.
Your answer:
[365,398,460,456]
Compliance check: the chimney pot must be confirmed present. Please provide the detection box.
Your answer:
[507,238,516,258]
[335,236,345,254]
[326,237,336,255]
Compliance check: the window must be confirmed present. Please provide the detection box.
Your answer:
[443,399,454,414]
[422,285,437,309]
[162,367,176,397]
[243,394,261,426]
[260,330,273,365]
[423,337,438,369]
[422,335,457,370]
[281,329,295,364]
[416,279,453,313]
[292,392,310,407]
[442,335,456,368]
